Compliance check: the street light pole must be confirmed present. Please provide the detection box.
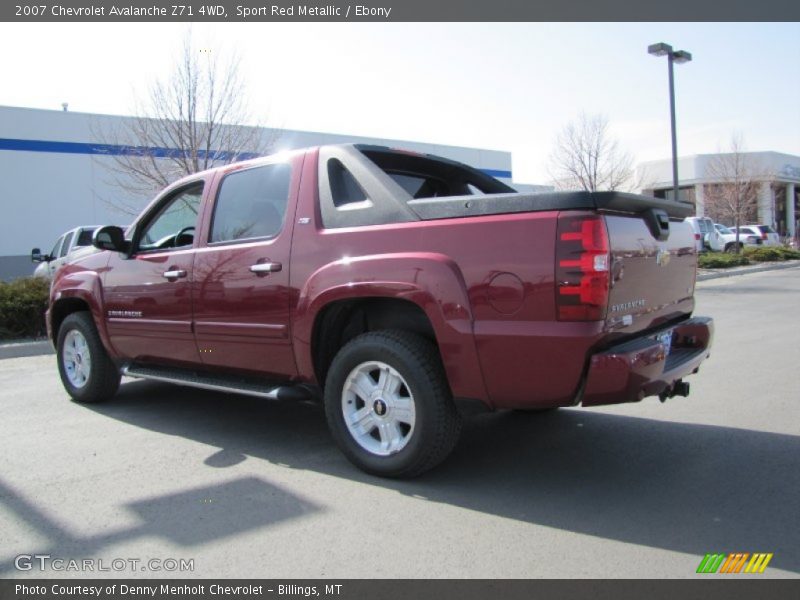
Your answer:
[648,42,692,203]
[667,53,679,203]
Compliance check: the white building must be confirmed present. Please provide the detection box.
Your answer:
[638,152,800,238]
[0,105,517,280]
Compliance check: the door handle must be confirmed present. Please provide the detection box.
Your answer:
[249,262,282,274]
[162,269,187,279]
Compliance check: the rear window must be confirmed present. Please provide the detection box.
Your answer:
[359,147,514,200]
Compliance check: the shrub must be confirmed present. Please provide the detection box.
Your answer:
[775,246,800,260]
[743,246,797,262]
[698,252,750,269]
[0,277,50,340]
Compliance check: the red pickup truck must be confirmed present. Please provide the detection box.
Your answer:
[48,144,713,477]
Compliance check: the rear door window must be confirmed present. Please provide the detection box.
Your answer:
[210,163,292,243]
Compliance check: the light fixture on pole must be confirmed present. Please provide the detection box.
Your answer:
[648,42,692,203]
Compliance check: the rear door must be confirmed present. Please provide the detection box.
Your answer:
[191,156,301,378]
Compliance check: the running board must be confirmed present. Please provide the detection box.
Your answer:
[121,364,313,401]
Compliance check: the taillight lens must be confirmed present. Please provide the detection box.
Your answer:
[695,233,701,241]
[555,214,610,321]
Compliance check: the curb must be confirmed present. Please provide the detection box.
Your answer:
[0,340,54,360]
[697,260,800,282]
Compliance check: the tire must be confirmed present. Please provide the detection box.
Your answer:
[57,312,120,403]
[324,330,461,478]
[724,243,742,254]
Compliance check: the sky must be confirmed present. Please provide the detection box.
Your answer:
[0,22,798,184]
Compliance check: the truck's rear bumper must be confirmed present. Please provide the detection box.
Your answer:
[581,316,713,407]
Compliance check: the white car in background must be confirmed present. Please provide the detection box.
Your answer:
[31,226,100,279]
[714,224,762,253]
[731,224,781,247]
[685,217,723,252]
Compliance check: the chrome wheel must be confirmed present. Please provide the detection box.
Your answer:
[62,329,92,388]
[341,361,416,456]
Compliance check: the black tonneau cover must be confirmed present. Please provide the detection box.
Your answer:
[407,191,694,221]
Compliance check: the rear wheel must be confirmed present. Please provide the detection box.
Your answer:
[725,243,742,254]
[57,312,120,403]
[324,331,461,478]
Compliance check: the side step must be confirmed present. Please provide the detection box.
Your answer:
[121,364,314,401]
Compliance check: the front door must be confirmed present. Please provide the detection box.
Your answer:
[192,160,298,378]
[103,181,205,366]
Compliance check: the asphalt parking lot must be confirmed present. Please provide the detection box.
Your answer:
[1,268,798,579]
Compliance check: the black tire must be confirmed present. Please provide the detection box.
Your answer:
[724,243,742,254]
[57,312,120,403]
[324,330,461,478]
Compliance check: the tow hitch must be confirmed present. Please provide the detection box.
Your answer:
[659,380,690,402]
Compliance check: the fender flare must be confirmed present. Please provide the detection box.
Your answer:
[292,252,489,402]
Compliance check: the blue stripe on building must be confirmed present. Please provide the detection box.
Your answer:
[0,137,513,179]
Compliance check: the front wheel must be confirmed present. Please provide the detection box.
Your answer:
[57,312,120,403]
[324,331,461,478]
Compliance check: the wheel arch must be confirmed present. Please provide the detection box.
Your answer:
[293,253,490,403]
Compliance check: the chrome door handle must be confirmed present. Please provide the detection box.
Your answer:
[162,269,187,279]
[249,262,282,274]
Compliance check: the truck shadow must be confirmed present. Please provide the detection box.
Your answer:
[86,379,799,574]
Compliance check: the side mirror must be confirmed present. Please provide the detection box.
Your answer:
[93,225,131,255]
[31,248,44,263]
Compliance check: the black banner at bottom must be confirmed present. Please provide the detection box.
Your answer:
[2,580,799,600]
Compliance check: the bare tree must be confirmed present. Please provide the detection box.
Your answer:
[703,135,768,253]
[547,113,637,192]
[94,32,275,215]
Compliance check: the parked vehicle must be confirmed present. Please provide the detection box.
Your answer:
[731,224,781,247]
[46,145,714,477]
[32,226,100,279]
[714,224,762,253]
[684,217,723,252]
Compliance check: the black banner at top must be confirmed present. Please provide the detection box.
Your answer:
[4,0,800,22]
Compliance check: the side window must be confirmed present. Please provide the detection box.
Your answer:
[139,184,204,252]
[59,232,74,258]
[75,228,96,247]
[329,159,371,208]
[50,236,65,258]
[210,164,291,243]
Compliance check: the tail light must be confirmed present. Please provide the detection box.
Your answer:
[555,214,610,321]
[695,233,701,241]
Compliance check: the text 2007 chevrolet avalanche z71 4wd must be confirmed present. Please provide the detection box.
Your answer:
[48,144,713,477]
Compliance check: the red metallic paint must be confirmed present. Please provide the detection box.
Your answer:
[48,146,712,411]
